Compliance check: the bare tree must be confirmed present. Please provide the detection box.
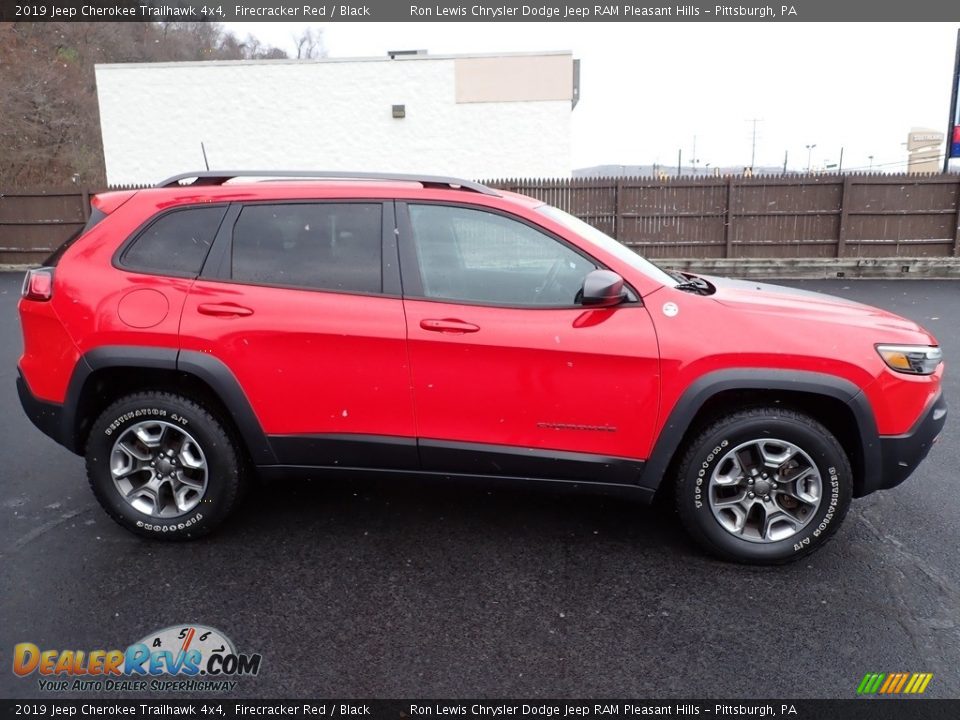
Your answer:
[293,27,327,60]
[0,22,288,189]
[242,34,289,60]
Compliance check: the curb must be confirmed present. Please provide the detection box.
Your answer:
[652,257,960,280]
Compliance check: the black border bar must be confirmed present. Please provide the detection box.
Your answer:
[3,700,960,720]
[2,0,960,22]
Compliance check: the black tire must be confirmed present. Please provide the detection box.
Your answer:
[86,392,244,540]
[675,407,852,565]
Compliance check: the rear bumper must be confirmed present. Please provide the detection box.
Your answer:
[875,390,947,492]
[16,369,67,448]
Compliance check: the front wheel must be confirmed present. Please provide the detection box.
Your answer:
[86,392,244,539]
[674,407,852,564]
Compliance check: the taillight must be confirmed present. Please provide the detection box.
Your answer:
[21,267,54,301]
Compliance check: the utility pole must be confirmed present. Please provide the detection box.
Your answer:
[677,149,682,176]
[783,150,788,173]
[838,147,844,174]
[806,143,817,172]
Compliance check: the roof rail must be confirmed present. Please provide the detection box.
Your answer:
[155,170,500,196]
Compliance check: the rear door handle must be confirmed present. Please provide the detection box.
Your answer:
[197,302,254,317]
[419,318,480,334]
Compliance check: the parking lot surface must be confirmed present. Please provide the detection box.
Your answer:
[1,273,958,699]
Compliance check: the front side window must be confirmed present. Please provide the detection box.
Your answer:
[408,204,596,306]
[231,203,382,294]
[122,206,226,275]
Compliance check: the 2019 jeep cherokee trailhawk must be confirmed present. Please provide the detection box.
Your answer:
[17,171,947,563]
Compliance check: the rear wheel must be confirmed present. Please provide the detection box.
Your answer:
[674,407,852,564]
[86,392,244,539]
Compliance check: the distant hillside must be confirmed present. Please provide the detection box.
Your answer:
[0,23,288,189]
[574,164,789,178]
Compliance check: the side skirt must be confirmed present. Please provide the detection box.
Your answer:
[263,434,651,501]
[256,465,655,504]
[418,438,645,486]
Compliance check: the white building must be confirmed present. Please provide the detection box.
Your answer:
[95,51,579,186]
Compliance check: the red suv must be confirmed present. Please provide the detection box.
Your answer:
[17,171,946,563]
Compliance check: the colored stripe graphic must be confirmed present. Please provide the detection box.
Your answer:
[908,673,933,694]
[857,673,885,694]
[879,674,896,694]
[893,673,909,693]
[881,673,905,694]
[857,672,932,695]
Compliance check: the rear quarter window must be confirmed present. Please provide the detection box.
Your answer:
[120,205,227,276]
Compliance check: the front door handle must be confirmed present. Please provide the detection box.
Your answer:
[419,318,480,334]
[197,302,254,318]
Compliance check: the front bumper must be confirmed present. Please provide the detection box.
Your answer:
[16,369,67,448]
[876,390,947,491]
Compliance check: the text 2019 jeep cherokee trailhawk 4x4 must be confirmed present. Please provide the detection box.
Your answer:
[17,171,947,563]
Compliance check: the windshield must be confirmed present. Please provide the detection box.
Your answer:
[536,205,679,290]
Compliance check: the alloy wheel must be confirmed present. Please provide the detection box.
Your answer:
[707,438,823,543]
[109,420,208,518]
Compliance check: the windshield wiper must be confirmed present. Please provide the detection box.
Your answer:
[670,272,713,295]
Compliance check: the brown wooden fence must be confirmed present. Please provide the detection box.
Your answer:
[3,174,960,265]
[488,174,960,260]
[0,189,94,265]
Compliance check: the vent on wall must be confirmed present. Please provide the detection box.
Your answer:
[388,49,427,59]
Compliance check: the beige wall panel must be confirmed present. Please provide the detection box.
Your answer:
[455,55,572,103]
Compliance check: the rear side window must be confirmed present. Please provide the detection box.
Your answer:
[121,206,227,275]
[231,203,382,294]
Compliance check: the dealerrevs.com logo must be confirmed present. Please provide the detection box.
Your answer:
[13,625,262,693]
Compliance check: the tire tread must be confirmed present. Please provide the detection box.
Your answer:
[85,391,243,540]
[674,406,852,565]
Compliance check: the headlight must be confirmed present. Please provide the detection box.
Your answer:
[876,344,943,375]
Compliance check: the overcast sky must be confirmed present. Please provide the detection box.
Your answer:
[224,22,959,173]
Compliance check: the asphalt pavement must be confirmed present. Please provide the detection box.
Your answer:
[1,273,958,700]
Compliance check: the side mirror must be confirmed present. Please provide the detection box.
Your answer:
[581,269,626,307]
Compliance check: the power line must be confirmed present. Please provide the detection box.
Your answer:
[842,155,946,172]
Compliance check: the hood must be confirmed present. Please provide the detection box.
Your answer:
[698,275,930,336]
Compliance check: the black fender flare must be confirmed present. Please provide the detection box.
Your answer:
[638,369,881,496]
[62,346,275,464]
